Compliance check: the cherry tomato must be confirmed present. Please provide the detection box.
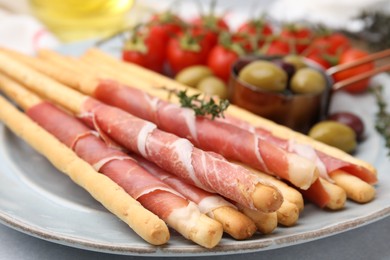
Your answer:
[327,32,351,55]
[149,11,184,43]
[207,45,240,82]
[332,48,374,93]
[234,19,273,53]
[191,14,230,51]
[237,19,273,36]
[280,25,312,53]
[306,32,350,57]
[122,27,166,73]
[306,52,332,69]
[262,39,290,55]
[166,31,210,75]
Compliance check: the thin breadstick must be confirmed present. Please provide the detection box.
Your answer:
[0,49,284,215]
[0,51,86,114]
[82,48,376,176]
[330,170,376,203]
[16,49,370,209]
[38,49,79,73]
[238,163,304,211]
[0,72,225,248]
[319,178,347,210]
[234,163,301,226]
[34,50,348,211]
[237,205,278,234]
[0,94,170,245]
[276,200,300,227]
[212,206,257,239]
[0,73,41,110]
[80,49,377,207]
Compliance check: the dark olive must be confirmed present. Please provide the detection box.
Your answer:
[308,121,357,153]
[238,60,288,92]
[328,112,365,141]
[290,67,327,94]
[280,62,296,80]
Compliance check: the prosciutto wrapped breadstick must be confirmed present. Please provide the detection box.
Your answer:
[2,48,319,191]
[78,48,377,205]
[0,73,225,248]
[0,91,170,246]
[0,50,283,215]
[12,48,355,209]
[131,153,258,239]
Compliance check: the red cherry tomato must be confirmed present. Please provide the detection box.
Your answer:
[122,27,166,73]
[207,45,240,82]
[149,12,184,43]
[327,33,351,55]
[263,39,290,55]
[235,19,273,52]
[332,48,374,93]
[280,25,312,53]
[191,14,230,51]
[306,52,332,69]
[166,32,210,75]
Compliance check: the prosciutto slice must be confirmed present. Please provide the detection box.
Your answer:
[80,97,275,210]
[131,153,236,217]
[224,117,377,185]
[26,101,191,221]
[93,80,376,186]
[92,80,319,190]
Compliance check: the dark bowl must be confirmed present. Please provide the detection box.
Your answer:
[227,56,334,133]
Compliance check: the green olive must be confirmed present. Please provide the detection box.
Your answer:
[290,67,327,94]
[197,76,228,99]
[175,65,213,88]
[238,60,288,92]
[283,55,307,70]
[308,121,357,153]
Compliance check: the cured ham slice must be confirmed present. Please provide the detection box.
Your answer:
[93,80,319,190]
[224,117,377,185]
[0,49,282,214]
[25,101,223,248]
[93,80,377,186]
[81,98,283,212]
[131,153,258,239]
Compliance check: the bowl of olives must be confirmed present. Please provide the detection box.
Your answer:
[228,55,333,133]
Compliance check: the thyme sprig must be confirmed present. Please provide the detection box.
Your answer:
[371,85,390,157]
[176,89,230,120]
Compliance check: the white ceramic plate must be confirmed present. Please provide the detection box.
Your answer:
[1,1,390,254]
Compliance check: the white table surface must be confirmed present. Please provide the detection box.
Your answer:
[1,216,389,260]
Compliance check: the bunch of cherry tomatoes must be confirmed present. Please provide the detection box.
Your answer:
[120,9,374,94]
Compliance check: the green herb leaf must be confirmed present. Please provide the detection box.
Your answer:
[176,89,230,120]
[370,85,390,157]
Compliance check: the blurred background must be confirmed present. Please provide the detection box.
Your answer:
[1,0,389,46]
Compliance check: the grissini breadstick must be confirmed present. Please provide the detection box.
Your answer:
[0,50,283,214]
[78,49,377,203]
[81,48,376,176]
[0,73,225,248]
[330,170,375,203]
[234,163,301,226]
[33,49,364,208]
[36,50,320,191]
[0,93,170,246]
[235,205,278,234]
[132,153,257,240]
